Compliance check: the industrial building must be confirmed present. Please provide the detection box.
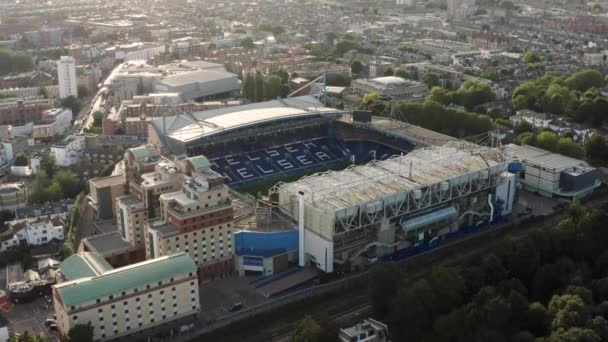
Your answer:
[53,252,200,342]
[276,142,516,272]
[153,69,240,101]
[351,76,427,99]
[505,144,601,200]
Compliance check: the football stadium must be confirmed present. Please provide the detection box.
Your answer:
[148,96,518,278]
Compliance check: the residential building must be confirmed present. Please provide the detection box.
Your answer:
[0,98,51,126]
[1,214,66,252]
[0,85,60,99]
[52,135,86,167]
[53,252,200,342]
[0,182,26,211]
[339,318,390,342]
[351,77,427,99]
[57,56,78,99]
[144,156,236,279]
[88,175,127,220]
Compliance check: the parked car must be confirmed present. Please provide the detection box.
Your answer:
[227,302,243,312]
[44,319,57,326]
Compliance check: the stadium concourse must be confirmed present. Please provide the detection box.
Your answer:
[149,96,416,189]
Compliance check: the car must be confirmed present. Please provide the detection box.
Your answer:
[49,324,58,331]
[44,319,57,326]
[227,302,243,312]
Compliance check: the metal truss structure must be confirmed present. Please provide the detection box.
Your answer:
[274,143,508,237]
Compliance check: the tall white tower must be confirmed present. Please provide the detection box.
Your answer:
[57,56,78,99]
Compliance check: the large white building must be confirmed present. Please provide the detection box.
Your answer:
[351,76,427,99]
[276,142,515,273]
[1,214,67,252]
[57,56,78,99]
[51,135,86,167]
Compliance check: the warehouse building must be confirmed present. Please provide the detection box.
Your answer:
[351,76,427,99]
[153,69,241,101]
[505,144,601,200]
[276,142,516,273]
[53,252,199,342]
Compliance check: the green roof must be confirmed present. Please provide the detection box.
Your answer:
[188,155,210,171]
[56,253,197,307]
[129,145,150,158]
[61,252,114,281]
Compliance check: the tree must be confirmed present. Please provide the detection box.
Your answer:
[369,264,402,318]
[586,135,608,165]
[428,86,452,105]
[14,153,28,166]
[350,59,363,74]
[54,169,81,199]
[535,131,559,152]
[77,85,89,99]
[565,70,604,92]
[523,51,540,63]
[383,67,394,76]
[487,107,504,119]
[38,87,48,99]
[421,73,440,88]
[557,138,585,159]
[242,73,255,101]
[67,323,94,342]
[264,75,284,100]
[40,153,57,178]
[548,294,590,331]
[241,37,255,49]
[254,72,265,102]
[8,331,48,342]
[395,69,409,79]
[60,96,83,115]
[291,316,321,342]
[0,48,34,76]
[454,80,495,110]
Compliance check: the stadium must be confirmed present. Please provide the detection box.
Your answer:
[149,95,517,275]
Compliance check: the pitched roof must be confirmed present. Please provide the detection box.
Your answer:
[60,252,114,281]
[55,253,196,307]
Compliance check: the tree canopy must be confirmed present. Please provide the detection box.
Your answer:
[68,323,94,342]
[14,153,28,167]
[0,48,34,76]
[291,316,321,342]
[61,96,84,115]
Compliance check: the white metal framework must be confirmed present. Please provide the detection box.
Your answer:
[275,142,507,237]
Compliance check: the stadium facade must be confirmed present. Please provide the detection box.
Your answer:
[150,96,596,274]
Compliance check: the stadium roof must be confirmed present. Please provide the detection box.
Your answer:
[152,96,341,144]
[280,142,505,212]
[55,252,196,307]
[158,69,236,87]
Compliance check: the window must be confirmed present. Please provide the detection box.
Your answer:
[73,315,78,320]
[112,313,116,318]
[98,309,103,313]
[111,305,115,309]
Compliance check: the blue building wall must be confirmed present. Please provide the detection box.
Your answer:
[234,229,299,257]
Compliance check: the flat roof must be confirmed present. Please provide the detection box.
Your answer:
[505,144,588,170]
[158,69,236,87]
[89,175,125,188]
[55,252,196,307]
[82,231,136,257]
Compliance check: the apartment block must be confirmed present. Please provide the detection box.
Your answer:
[145,156,235,279]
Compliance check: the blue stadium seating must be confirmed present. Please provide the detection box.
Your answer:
[207,137,402,188]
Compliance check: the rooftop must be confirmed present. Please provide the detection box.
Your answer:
[505,144,589,170]
[60,252,113,281]
[158,69,237,87]
[280,142,505,212]
[89,174,125,188]
[154,96,341,143]
[54,252,196,307]
[81,231,136,257]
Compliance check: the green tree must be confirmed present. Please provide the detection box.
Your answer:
[61,96,83,115]
[421,73,440,88]
[557,138,585,159]
[487,107,504,119]
[535,131,559,152]
[383,67,394,76]
[369,264,402,318]
[291,316,321,342]
[264,75,284,100]
[350,59,363,74]
[428,86,452,105]
[67,323,94,342]
[586,135,608,165]
[14,153,28,166]
[242,73,255,101]
[254,72,265,102]
[0,48,34,76]
[40,153,57,178]
[54,169,81,199]
[548,294,590,331]
[395,69,409,79]
[241,37,255,49]
[454,80,495,110]
[565,70,604,92]
[523,51,540,63]
[77,85,89,99]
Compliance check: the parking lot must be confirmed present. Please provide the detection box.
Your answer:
[8,295,55,340]
[198,275,267,324]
